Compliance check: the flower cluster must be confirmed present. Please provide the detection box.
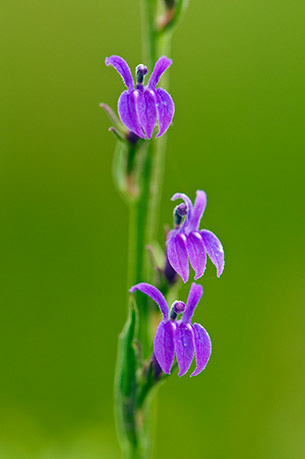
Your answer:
[106,54,225,379]
[130,282,211,377]
[105,55,175,139]
[129,189,224,377]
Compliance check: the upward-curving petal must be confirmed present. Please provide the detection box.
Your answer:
[129,282,169,319]
[154,320,176,374]
[175,323,195,376]
[200,229,225,277]
[190,323,212,377]
[186,231,207,280]
[167,233,189,283]
[140,89,157,139]
[155,88,175,138]
[148,56,172,89]
[187,190,207,232]
[105,55,134,91]
[118,90,145,138]
[171,193,193,230]
[182,282,203,324]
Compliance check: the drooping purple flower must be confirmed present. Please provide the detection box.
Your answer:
[105,55,175,139]
[167,190,225,283]
[129,282,211,377]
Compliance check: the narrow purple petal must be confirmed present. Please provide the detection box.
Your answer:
[171,193,193,230]
[155,88,175,137]
[167,233,189,283]
[118,90,146,138]
[148,56,172,89]
[140,89,157,139]
[188,190,207,232]
[175,323,195,377]
[182,282,203,324]
[129,283,168,319]
[154,320,176,374]
[105,55,134,91]
[190,323,212,377]
[186,231,207,280]
[200,229,225,277]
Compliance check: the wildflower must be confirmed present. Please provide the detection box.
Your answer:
[129,282,211,377]
[105,55,174,139]
[167,190,224,283]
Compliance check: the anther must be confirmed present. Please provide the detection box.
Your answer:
[170,301,186,320]
[136,64,148,86]
[174,203,187,226]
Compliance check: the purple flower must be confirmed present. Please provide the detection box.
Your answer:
[167,190,225,283]
[129,282,211,377]
[105,55,175,139]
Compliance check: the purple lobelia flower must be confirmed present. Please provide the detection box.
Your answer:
[167,190,225,283]
[129,282,211,377]
[105,55,174,139]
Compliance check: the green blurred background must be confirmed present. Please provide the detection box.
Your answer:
[1,0,304,457]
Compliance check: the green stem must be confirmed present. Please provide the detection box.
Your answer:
[136,0,172,356]
[141,0,157,67]
[116,1,175,457]
[132,141,155,356]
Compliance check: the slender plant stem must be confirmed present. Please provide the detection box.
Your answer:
[117,1,174,457]
[129,141,154,356]
[141,0,157,67]
[136,0,173,354]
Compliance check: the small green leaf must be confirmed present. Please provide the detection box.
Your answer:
[114,299,139,450]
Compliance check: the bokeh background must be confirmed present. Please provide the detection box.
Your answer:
[1,0,304,458]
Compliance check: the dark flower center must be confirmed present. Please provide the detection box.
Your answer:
[136,64,148,87]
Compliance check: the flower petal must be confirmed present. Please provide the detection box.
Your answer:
[182,282,203,323]
[175,323,195,377]
[186,231,207,280]
[118,90,146,138]
[140,89,157,139]
[154,320,176,374]
[200,229,225,277]
[190,323,212,377]
[148,56,172,89]
[155,88,175,137]
[188,190,207,232]
[171,192,193,230]
[105,55,134,91]
[167,233,189,283]
[129,283,169,319]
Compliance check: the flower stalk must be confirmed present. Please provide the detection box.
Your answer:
[101,1,226,456]
[113,2,178,457]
